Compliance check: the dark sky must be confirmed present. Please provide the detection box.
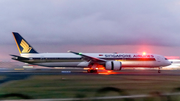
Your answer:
[0,0,180,60]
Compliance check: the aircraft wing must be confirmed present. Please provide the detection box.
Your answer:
[68,51,106,63]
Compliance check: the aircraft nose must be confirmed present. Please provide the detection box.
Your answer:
[168,61,172,65]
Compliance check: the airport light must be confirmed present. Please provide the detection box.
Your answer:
[143,52,146,55]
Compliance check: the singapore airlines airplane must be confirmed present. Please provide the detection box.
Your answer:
[11,32,172,73]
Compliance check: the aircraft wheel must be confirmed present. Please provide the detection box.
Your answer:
[93,70,98,73]
[87,69,91,73]
[87,69,97,73]
[158,70,161,73]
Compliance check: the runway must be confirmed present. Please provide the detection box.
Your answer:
[0,67,180,76]
[0,67,179,87]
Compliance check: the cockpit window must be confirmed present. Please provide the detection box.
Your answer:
[165,58,168,60]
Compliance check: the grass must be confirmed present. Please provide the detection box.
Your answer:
[0,72,180,100]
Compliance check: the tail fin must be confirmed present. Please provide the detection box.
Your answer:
[12,32,38,54]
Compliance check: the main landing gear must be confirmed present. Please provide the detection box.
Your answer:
[158,67,161,73]
[87,69,98,73]
[87,64,99,73]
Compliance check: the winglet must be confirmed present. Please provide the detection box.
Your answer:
[67,50,71,53]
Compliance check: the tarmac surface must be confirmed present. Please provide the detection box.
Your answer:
[0,67,179,76]
[0,67,179,86]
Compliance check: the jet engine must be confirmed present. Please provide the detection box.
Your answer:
[105,61,122,71]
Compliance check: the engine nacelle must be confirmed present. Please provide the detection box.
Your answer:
[105,61,122,71]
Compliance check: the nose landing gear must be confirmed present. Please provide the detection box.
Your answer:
[158,67,161,73]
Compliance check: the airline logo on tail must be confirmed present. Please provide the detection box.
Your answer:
[20,39,32,53]
[12,32,38,54]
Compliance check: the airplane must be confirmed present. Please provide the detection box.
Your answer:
[11,32,172,73]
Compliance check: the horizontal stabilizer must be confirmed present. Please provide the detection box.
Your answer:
[10,54,29,60]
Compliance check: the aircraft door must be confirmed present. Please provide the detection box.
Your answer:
[156,56,161,62]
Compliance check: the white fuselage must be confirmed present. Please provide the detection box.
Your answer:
[20,53,172,68]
